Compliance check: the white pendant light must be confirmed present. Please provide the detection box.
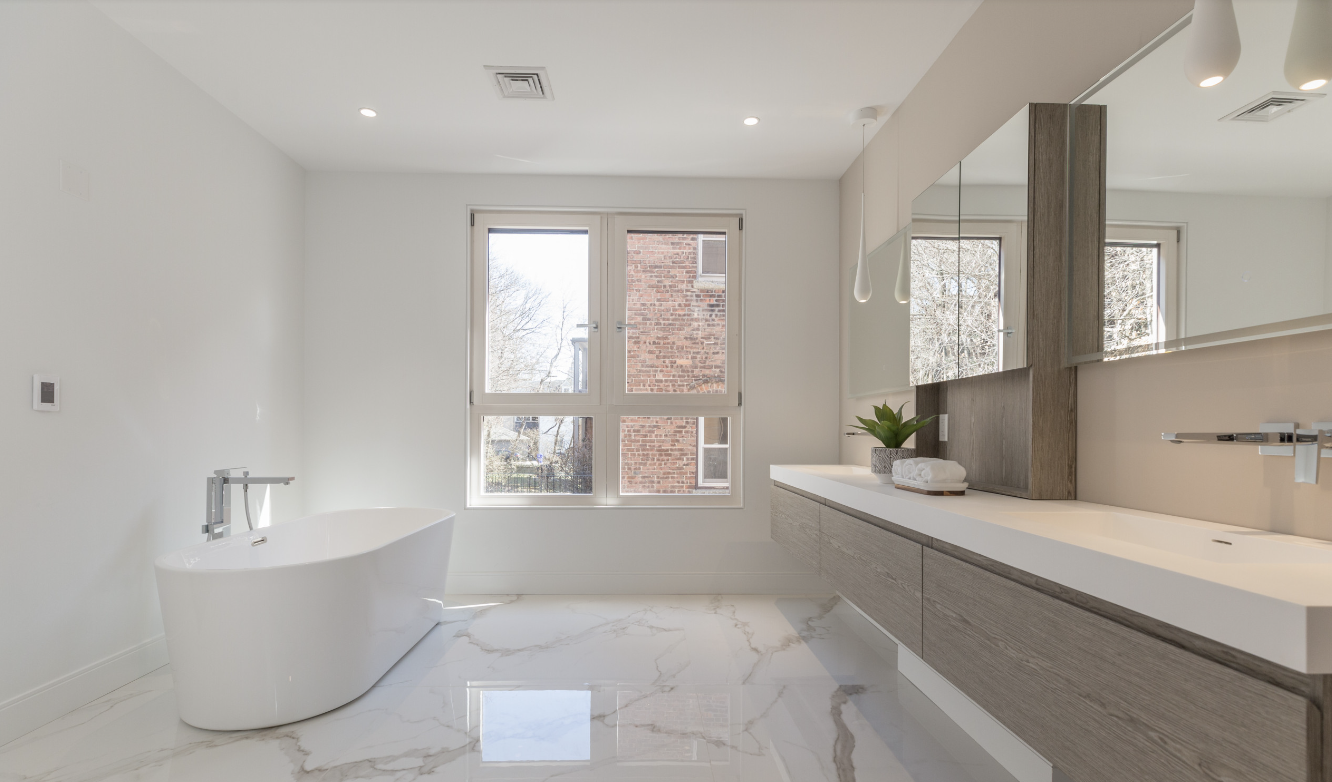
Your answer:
[1184,0,1241,87]
[1285,0,1332,91]
[893,230,910,304]
[854,192,872,302]
[850,107,877,303]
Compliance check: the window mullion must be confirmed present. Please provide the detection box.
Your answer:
[470,210,740,508]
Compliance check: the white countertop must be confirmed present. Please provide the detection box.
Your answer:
[772,464,1332,674]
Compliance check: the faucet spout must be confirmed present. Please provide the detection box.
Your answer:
[204,469,296,540]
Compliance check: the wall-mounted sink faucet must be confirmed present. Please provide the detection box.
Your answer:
[204,468,295,540]
[1162,423,1332,484]
[1295,424,1332,484]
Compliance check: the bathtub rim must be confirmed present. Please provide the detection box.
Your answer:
[154,507,455,574]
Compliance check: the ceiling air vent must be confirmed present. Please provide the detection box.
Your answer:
[484,66,553,100]
[1220,90,1324,122]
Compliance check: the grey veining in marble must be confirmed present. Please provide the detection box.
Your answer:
[0,595,1016,781]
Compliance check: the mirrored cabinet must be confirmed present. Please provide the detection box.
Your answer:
[1069,1,1332,363]
[850,102,1075,499]
[849,106,1030,395]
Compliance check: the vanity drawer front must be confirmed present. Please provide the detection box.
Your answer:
[820,506,923,656]
[770,486,820,572]
[922,549,1313,782]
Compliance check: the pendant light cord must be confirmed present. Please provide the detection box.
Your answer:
[861,125,866,194]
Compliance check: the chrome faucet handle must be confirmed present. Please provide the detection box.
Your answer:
[204,469,296,541]
[1294,423,1332,485]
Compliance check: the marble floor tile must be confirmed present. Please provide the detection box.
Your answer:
[0,595,1015,782]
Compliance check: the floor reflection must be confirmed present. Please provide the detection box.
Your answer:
[616,688,729,763]
[479,690,591,763]
[0,595,1016,782]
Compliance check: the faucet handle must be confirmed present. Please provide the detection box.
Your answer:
[1295,423,1332,485]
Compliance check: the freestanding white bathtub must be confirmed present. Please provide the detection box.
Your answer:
[154,507,454,730]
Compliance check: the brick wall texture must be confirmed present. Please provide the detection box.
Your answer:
[619,232,728,493]
[616,690,730,761]
[620,416,699,494]
[625,233,726,394]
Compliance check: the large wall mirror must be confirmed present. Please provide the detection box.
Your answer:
[848,105,1030,396]
[1070,2,1332,362]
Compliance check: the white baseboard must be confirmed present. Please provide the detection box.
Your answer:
[445,570,829,595]
[0,635,168,748]
[837,595,1053,782]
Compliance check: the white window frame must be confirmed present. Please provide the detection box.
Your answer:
[469,210,743,508]
[961,219,1026,371]
[697,233,727,279]
[1105,223,1183,345]
[696,417,731,488]
[470,211,605,407]
[610,214,742,408]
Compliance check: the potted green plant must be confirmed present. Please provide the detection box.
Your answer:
[849,402,937,483]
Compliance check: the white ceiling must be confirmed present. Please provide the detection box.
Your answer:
[1096,0,1332,198]
[92,0,982,179]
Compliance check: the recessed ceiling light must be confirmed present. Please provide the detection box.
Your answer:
[743,117,759,126]
[359,108,377,118]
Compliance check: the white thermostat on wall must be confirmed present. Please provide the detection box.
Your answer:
[32,374,60,412]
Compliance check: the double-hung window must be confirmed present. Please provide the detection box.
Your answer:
[469,211,742,507]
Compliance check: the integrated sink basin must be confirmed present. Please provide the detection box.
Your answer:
[1002,511,1332,565]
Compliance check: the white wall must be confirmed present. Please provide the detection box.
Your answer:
[304,173,839,594]
[1327,196,1332,312]
[0,2,305,745]
[1107,189,1329,335]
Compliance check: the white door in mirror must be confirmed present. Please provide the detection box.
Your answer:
[32,374,59,411]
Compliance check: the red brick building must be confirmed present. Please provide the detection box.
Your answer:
[620,232,729,493]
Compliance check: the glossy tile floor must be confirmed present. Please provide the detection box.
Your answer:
[0,595,1015,782]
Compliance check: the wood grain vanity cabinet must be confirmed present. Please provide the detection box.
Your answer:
[922,548,1314,782]
[770,486,820,572]
[769,480,1324,782]
[819,506,924,657]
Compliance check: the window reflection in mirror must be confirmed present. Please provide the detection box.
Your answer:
[1072,1,1332,361]
[910,164,961,384]
[907,105,1029,385]
[959,106,1028,375]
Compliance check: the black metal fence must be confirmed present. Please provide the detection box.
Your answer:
[485,474,593,495]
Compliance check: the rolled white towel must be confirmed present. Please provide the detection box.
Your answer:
[916,460,966,484]
[892,457,939,480]
[906,458,934,480]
